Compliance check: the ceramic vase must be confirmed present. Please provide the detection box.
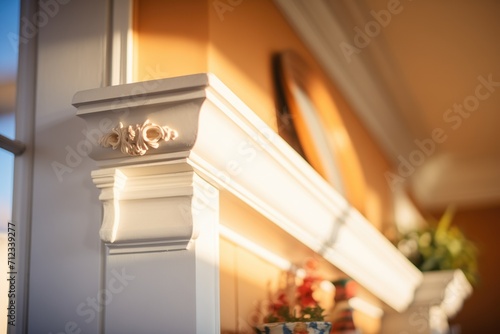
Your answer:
[255,321,332,334]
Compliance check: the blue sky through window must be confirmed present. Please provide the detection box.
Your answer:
[0,0,19,78]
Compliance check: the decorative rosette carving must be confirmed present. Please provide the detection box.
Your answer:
[99,119,178,156]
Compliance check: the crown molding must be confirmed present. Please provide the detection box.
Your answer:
[73,73,421,312]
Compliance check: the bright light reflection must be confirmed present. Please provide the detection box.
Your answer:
[349,297,384,319]
[320,279,335,293]
[295,268,306,279]
[219,225,293,272]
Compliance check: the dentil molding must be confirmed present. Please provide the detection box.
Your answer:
[72,73,422,312]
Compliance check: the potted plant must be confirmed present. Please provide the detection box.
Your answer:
[255,260,332,334]
[396,206,479,286]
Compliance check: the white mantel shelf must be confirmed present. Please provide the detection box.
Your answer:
[73,73,422,331]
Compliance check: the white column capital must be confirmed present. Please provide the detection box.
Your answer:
[91,164,216,254]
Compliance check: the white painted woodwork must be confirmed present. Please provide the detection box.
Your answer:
[381,270,472,334]
[73,73,422,320]
[100,172,220,334]
[17,0,107,333]
[111,0,134,85]
[91,168,216,254]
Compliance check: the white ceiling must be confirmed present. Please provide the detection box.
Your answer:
[275,0,500,210]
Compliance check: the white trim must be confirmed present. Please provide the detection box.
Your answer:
[349,297,384,319]
[73,73,422,312]
[219,225,294,272]
[111,0,133,85]
[91,168,214,254]
[414,270,472,318]
[97,168,221,333]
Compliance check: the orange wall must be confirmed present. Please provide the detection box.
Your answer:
[134,0,209,78]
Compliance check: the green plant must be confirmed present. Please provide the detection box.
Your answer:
[397,206,479,286]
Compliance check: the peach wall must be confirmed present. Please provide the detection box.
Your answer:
[134,0,209,78]
[207,0,315,129]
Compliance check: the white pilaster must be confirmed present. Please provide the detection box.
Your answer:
[90,163,219,334]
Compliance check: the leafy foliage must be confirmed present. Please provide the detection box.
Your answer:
[397,206,479,285]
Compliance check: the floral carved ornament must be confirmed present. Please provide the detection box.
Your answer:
[99,119,178,156]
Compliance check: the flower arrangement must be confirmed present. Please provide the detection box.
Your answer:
[397,206,479,285]
[263,260,326,323]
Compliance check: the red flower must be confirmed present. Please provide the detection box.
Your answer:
[297,276,317,308]
[261,259,325,323]
[270,291,288,312]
